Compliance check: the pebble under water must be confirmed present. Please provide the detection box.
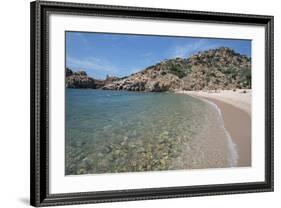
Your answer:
[65,89,231,175]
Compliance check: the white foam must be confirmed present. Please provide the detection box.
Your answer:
[195,97,239,167]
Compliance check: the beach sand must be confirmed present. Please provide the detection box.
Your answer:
[176,90,251,167]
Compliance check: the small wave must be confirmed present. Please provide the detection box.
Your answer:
[197,97,238,167]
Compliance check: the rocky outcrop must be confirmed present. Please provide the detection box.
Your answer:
[103,72,181,92]
[66,68,96,88]
[66,47,251,91]
[102,58,188,92]
[94,75,119,89]
[181,47,251,91]
[66,68,119,89]
[103,47,251,92]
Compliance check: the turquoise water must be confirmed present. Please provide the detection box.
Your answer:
[65,89,230,175]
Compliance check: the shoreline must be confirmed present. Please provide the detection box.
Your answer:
[176,90,251,167]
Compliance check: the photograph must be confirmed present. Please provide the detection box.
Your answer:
[30,1,273,206]
[65,32,252,175]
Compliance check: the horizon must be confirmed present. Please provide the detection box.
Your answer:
[66,32,251,79]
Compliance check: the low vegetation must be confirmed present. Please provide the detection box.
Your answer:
[66,47,251,91]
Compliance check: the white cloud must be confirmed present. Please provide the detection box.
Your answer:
[66,56,119,75]
[170,39,219,58]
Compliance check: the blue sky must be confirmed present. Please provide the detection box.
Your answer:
[66,32,251,79]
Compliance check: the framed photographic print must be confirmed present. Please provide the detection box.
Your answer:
[30,0,274,207]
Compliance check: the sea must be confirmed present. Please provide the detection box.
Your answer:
[65,89,237,175]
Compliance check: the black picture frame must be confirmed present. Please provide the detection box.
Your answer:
[30,0,274,207]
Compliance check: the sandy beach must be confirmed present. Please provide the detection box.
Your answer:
[176,89,251,167]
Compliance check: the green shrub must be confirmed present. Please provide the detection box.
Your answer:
[168,65,186,78]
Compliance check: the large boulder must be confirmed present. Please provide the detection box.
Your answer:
[66,68,73,77]
[66,69,96,88]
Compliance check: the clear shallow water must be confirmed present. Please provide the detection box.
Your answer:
[65,89,231,175]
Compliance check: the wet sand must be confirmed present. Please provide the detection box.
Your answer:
[175,90,251,167]
[205,98,251,167]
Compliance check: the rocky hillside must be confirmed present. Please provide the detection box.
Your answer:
[66,68,119,89]
[103,47,251,92]
[181,47,251,91]
[103,58,189,92]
